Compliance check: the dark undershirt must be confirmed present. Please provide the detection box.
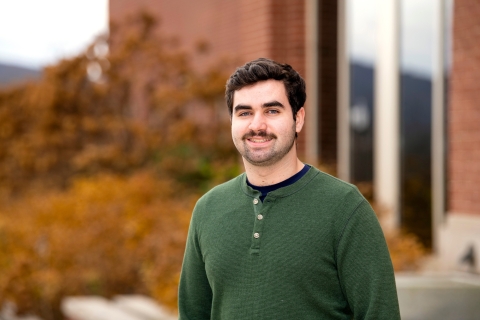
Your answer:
[247,164,311,202]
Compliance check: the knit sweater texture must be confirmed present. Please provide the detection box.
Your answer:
[178,166,400,319]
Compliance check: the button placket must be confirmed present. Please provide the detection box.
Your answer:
[251,197,262,248]
[250,196,273,253]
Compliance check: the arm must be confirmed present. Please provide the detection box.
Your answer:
[336,199,401,320]
[178,207,212,319]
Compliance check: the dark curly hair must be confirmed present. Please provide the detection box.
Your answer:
[225,58,306,120]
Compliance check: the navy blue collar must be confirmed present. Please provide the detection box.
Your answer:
[247,164,311,201]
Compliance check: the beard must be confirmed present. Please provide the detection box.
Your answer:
[234,123,296,167]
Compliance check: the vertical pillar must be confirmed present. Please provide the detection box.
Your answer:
[337,0,350,181]
[305,0,319,164]
[374,0,400,227]
[431,0,446,252]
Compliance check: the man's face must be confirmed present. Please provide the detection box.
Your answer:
[231,79,304,167]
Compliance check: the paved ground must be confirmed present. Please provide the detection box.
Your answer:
[396,272,480,320]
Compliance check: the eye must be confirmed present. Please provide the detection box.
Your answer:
[266,109,279,114]
[238,111,252,117]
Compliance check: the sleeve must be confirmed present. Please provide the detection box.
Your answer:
[178,204,212,320]
[335,199,401,320]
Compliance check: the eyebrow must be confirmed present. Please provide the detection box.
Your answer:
[233,100,285,113]
[263,100,285,108]
[233,104,252,113]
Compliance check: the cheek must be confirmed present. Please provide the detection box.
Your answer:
[231,122,242,138]
[279,120,297,134]
[231,118,248,130]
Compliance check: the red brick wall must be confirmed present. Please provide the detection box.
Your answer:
[109,0,304,70]
[109,0,243,69]
[448,0,480,215]
[269,0,306,155]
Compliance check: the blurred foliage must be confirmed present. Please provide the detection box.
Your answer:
[385,228,427,272]
[0,172,193,319]
[0,11,238,198]
[0,11,239,319]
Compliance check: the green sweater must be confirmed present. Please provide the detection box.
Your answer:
[178,166,400,319]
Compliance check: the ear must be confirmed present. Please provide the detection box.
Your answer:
[295,107,305,133]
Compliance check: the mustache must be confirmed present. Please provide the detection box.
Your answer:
[242,130,277,140]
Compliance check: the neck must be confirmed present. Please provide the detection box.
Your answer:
[243,153,304,186]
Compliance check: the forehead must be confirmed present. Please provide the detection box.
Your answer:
[233,79,288,106]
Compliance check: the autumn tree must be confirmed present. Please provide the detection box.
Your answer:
[0,11,238,197]
[0,11,239,320]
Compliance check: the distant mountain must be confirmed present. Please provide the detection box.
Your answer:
[0,63,41,87]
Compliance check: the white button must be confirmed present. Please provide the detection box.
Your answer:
[253,232,260,238]
[253,198,259,204]
[257,214,263,220]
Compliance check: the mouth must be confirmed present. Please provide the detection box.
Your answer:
[242,131,276,146]
[248,137,273,143]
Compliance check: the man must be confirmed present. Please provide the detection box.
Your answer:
[178,58,400,319]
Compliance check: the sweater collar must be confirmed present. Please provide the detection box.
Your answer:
[240,164,319,199]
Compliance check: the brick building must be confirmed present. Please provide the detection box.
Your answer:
[439,0,480,272]
[109,0,480,272]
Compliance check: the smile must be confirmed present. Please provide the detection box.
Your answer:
[248,137,272,143]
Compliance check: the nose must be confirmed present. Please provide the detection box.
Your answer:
[248,113,267,132]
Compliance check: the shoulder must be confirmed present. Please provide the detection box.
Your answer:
[200,173,244,201]
[306,166,364,203]
[296,166,371,230]
[192,173,245,213]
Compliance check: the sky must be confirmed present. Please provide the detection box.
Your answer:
[0,0,108,69]
[347,0,452,77]
[348,0,378,65]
